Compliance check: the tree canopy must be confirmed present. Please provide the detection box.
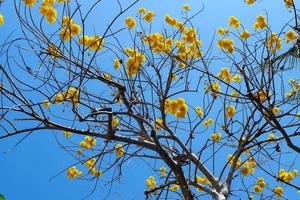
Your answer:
[0,0,300,199]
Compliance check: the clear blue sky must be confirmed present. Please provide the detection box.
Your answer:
[0,0,298,199]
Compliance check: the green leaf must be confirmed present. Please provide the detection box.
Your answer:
[0,194,5,200]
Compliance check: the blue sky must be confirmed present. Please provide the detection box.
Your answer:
[0,0,298,200]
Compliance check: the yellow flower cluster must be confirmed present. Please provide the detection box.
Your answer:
[273,186,284,197]
[39,4,57,23]
[125,48,146,77]
[165,15,177,27]
[253,90,270,102]
[113,59,121,70]
[23,0,38,7]
[169,184,180,191]
[240,30,250,40]
[143,32,172,53]
[217,28,229,35]
[217,67,241,83]
[0,13,4,26]
[115,144,124,158]
[254,15,267,30]
[164,98,188,118]
[43,100,51,108]
[146,176,156,190]
[80,136,96,149]
[138,7,146,14]
[246,0,256,5]
[63,131,72,138]
[225,105,236,118]
[154,118,163,131]
[85,158,102,177]
[278,168,298,182]
[286,79,300,97]
[285,30,298,43]
[144,11,155,23]
[67,166,82,179]
[160,166,166,177]
[182,4,191,11]
[254,177,266,193]
[206,82,221,97]
[268,133,276,141]
[272,106,281,114]
[211,132,221,142]
[112,117,119,128]
[241,157,256,176]
[54,87,80,106]
[227,154,241,168]
[218,38,235,54]
[229,16,240,29]
[79,35,104,51]
[125,17,136,29]
[203,118,214,127]
[196,175,209,192]
[284,0,294,8]
[195,106,204,117]
[266,32,282,52]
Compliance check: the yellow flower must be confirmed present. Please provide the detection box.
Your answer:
[138,7,146,14]
[160,166,167,177]
[225,105,236,118]
[254,15,267,30]
[60,28,72,41]
[206,82,221,97]
[268,133,276,140]
[284,0,294,8]
[144,11,155,23]
[70,23,81,36]
[273,186,283,197]
[85,158,96,168]
[112,117,119,128]
[229,16,240,29]
[217,28,229,35]
[0,13,4,26]
[62,16,73,26]
[114,59,121,70]
[182,4,191,11]
[43,100,51,108]
[203,118,214,127]
[80,136,97,149]
[126,50,145,77]
[154,118,163,131]
[42,0,56,6]
[125,17,136,29]
[266,32,282,52]
[146,176,156,190]
[211,132,222,142]
[67,166,79,179]
[218,38,235,54]
[231,90,238,98]
[254,185,263,193]
[115,144,124,158]
[195,106,203,117]
[169,184,180,191]
[285,30,298,43]
[240,30,250,40]
[246,0,256,5]
[165,15,177,26]
[54,93,64,104]
[272,107,281,114]
[63,131,72,138]
[23,0,38,6]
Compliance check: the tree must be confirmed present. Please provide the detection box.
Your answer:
[0,0,300,199]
